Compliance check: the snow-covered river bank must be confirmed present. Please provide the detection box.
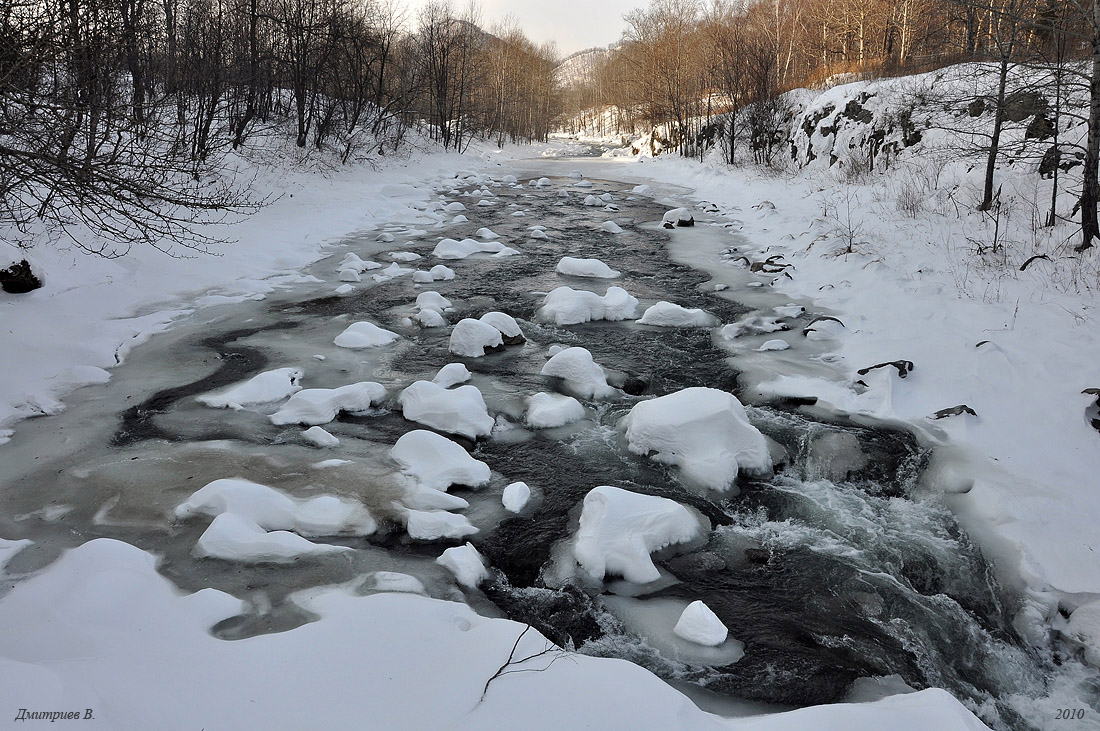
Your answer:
[0,147,1094,729]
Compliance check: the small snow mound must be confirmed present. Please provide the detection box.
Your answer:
[334,321,399,349]
[196,513,350,563]
[526,392,586,428]
[638,301,717,328]
[338,269,361,283]
[538,286,638,325]
[479,311,524,342]
[600,221,624,234]
[390,251,421,262]
[530,229,549,240]
[415,309,446,328]
[432,363,472,388]
[774,304,806,318]
[556,257,620,279]
[416,291,452,312]
[429,264,456,281]
[475,227,500,240]
[444,201,466,212]
[390,429,490,493]
[599,193,614,202]
[405,509,477,540]
[622,387,771,490]
[757,339,791,352]
[540,347,615,399]
[573,486,702,584]
[501,174,518,185]
[632,184,652,194]
[398,381,494,439]
[432,238,518,260]
[662,208,695,226]
[535,177,552,187]
[449,318,504,357]
[583,195,600,206]
[721,315,789,338]
[334,253,379,272]
[673,601,728,646]
[364,571,427,595]
[436,542,488,588]
[335,284,355,295]
[197,368,303,409]
[302,426,339,448]
[575,180,594,188]
[412,271,434,283]
[502,482,531,513]
[452,214,469,223]
[270,382,386,426]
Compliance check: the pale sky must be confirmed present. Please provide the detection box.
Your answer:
[397,0,640,56]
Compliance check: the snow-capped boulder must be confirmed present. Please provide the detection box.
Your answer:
[430,264,456,280]
[573,486,703,584]
[270,382,386,426]
[432,363,472,388]
[632,184,652,194]
[449,318,504,357]
[412,271,434,283]
[758,339,791,352]
[600,221,624,234]
[404,509,478,541]
[621,387,772,491]
[415,309,446,328]
[390,430,490,493]
[197,368,303,409]
[662,207,695,227]
[535,177,552,187]
[502,482,531,513]
[333,322,399,349]
[583,195,600,206]
[1066,600,1100,667]
[416,291,452,312]
[721,315,790,338]
[398,381,494,439]
[479,311,524,344]
[556,257,620,279]
[444,201,466,212]
[526,392,586,427]
[537,286,638,325]
[338,269,361,283]
[638,301,717,328]
[673,601,728,647]
[575,179,594,188]
[195,513,350,563]
[475,227,499,240]
[335,253,381,272]
[540,347,615,399]
[302,426,339,448]
[436,542,488,588]
[432,238,519,260]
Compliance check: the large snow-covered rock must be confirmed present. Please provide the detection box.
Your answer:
[638,301,717,328]
[537,286,638,325]
[197,368,303,409]
[415,291,452,312]
[432,363,472,388]
[270,382,386,426]
[335,253,381,273]
[432,238,519,260]
[502,482,531,513]
[390,430,490,492]
[449,318,504,357]
[573,486,703,584]
[479,312,524,342]
[398,381,494,439]
[436,542,488,587]
[673,600,729,647]
[621,387,772,491]
[333,322,399,349]
[540,347,615,399]
[526,392,586,427]
[556,256,620,279]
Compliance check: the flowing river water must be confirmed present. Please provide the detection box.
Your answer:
[0,153,1096,729]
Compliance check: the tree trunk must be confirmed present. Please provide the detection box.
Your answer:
[1079,11,1100,250]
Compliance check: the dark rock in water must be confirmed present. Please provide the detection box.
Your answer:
[662,221,675,229]
[1026,113,1056,141]
[502,333,526,346]
[744,547,772,565]
[482,576,606,649]
[676,216,695,227]
[0,259,42,294]
[622,376,649,396]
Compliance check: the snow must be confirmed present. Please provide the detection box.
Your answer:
[398,381,494,439]
[436,542,488,588]
[479,311,524,340]
[404,509,478,541]
[1065,601,1100,667]
[432,238,519,259]
[335,283,355,295]
[540,347,616,399]
[270,381,386,426]
[302,425,339,448]
[335,253,381,272]
[475,227,500,239]
[429,264,456,280]
[556,256,620,278]
[535,177,552,187]
[415,291,452,312]
[600,221,624,234]
[673,601,729,647]
[196,367,303,409]
[195,513,351,562]
[573,486,704,584]
[415,308,446,327]
[757,339,791,352]
[526,392,586,427]
[662,207,695,225]
[502,482,531,513]
[537,285,638,325]
[449,318,504,357]
[338,268,361,282]
[638,301,717,328]
[389,251,421,262]
[333,321,400,349]
[621,388,772,491]
[583,194,600,206]
[390,429,490,493]
[362,571,427,595]
[432,363,472,388]
[632,184,652,194]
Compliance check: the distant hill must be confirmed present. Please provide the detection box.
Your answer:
[554,46,614,88]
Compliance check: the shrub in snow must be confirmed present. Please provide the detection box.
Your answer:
[197,367,303,409]
[526,392,586,428]
[573,486,703,584]
[449,318,504,357]
[673,601,728,647]
[398,381,494,439]
[621,387,772,491]
[540,347,615,399]
[0,259,42,293]
[556,256,620,279]
[390,429,490,492]
[270,382,386,425]
[537,286,638,325]
[479,311,525,344]
[436,542,488,587]
[637,301,717,328]
[432,363,472,388]
[302,426,339,448]
[334,321,399,349]
[502,482,531,513]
